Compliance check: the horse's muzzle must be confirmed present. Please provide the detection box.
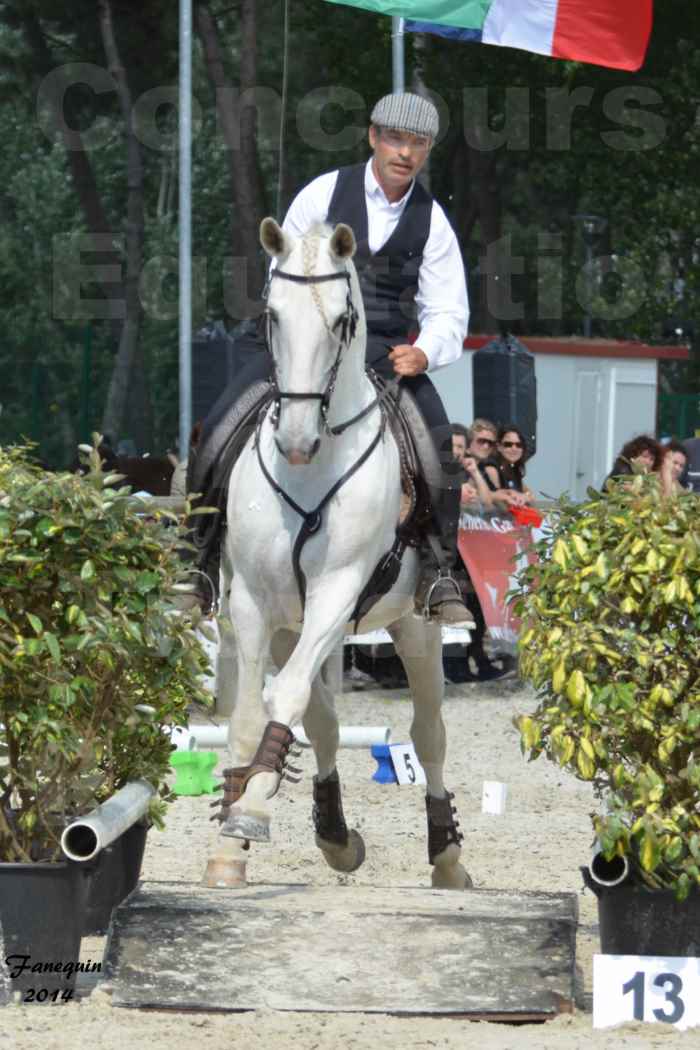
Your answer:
[277,438,321,465]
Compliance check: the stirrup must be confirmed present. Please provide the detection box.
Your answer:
[176,568,219,616]
[421,571,463,621]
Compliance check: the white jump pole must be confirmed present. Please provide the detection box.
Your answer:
[169,724,392,751]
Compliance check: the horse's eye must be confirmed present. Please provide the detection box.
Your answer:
[267,309,279,325]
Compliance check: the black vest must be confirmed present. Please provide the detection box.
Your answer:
[326,163,432,340]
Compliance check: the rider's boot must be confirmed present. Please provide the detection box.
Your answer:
[414,476,474,628]
[415,538,474,627]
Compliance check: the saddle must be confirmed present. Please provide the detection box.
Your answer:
[187,380,273,580]
[187,372,440,624]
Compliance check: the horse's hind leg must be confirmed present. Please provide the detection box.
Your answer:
[388,615,472,890]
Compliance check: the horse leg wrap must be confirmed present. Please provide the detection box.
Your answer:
[210,767,250,846]
[312,770,349,846]
[220,723,301,841]
[426,791,464,865]
[313,769,366,873]
[225,721,302,806]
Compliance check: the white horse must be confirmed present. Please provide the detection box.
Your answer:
[203,218,471,892]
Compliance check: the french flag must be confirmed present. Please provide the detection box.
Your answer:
[407,0,653,71]
[324,1,653,72]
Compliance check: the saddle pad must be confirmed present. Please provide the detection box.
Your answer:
[187,380,272,503]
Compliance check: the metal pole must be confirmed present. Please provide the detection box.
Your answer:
[30,360,42,446]
[80,324,92,443]
[178,0,192,460]
[392,16,405,93]
[583,243,592,339]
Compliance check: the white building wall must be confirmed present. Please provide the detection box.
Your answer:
[431,350,658,501]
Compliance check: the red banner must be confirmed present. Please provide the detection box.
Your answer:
[458,511,538,647]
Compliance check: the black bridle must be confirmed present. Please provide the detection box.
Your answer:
[256,263,395,617]
[263,266,382,436]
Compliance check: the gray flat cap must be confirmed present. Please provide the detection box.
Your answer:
[370,92,438,139]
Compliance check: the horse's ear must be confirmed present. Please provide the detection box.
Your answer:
[260,217,293,260]
[329,223,356,261]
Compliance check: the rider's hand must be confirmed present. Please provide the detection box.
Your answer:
[389,344,429,376]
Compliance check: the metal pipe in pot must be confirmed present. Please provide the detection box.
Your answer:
[61,779,156,863]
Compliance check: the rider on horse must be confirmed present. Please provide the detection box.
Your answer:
[192,91,471,626]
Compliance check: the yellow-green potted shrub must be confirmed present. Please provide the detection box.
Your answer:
[513,472,700,955]
[0,443,210,998]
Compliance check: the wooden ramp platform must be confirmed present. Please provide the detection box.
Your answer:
[104,881,578,1020]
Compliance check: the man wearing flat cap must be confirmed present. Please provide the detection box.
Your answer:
[282,91,470,623]
[193,92,471,624]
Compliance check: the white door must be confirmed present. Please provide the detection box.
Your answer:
[573,371,602,499]
[611,380,657,465]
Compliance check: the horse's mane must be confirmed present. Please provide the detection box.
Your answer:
[292,222,358,287]
[303,222,334,241]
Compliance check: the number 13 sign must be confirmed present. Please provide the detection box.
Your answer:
[594,954,700,1030]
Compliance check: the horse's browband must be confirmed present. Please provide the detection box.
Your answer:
[272,268,350,286]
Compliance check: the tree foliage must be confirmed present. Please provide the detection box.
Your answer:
[0,441,211,862]
[0,1,698,465]
[514,478,700,898]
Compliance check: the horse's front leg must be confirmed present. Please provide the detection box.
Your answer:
[223,580,359,839]
[269,630,365,874]
[203,580,271,888]
[305,656,366,875]
[388,614,473,890]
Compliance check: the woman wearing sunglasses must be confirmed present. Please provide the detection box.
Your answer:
[479,425,533,509]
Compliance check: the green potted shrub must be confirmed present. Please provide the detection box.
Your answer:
[513,472,700,955]
[0,442,211,997]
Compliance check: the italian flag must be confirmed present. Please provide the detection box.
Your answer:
[323,0,653,72]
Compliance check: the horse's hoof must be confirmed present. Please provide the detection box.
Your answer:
[316,828,366,873]
[431,862,473,890]
[202,858,247,889]
[221,809,270,843]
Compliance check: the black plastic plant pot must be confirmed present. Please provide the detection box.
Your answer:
[583,868,700,956]
[0,860,92,1000]
[121,821,149,902]
[83,822,149,937]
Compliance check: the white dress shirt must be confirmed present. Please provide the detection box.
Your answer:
[282,160,469,372]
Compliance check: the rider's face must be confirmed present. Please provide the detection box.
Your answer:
[369,125,432,202]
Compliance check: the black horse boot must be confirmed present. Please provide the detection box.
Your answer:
[415,481,474,628]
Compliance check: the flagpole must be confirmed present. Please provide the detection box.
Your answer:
[178,0,192,460]
[391,16,405,92]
